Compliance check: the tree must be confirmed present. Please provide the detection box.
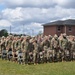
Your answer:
[0,29,8,37]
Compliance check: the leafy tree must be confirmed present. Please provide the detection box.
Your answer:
[0,29,8,37]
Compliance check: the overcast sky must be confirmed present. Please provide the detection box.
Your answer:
[0,0,75,36]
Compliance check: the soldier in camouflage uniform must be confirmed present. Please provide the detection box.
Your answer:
[0,37,1,56]
[47,35,53,62]
[1,46,7,60]
[51,34,59,62]
[38,40,44,64]
[70,36,75,61]
[28,38,34,64]
[24,36,30,64]
[0,36,6,53]
[21,36,25,63]
[7,48,13,61]
[43,36,50,63]
[17,48,23,64]
[12,37,18,62]
[58,34,65,61]
[7,35,13,49]
[61,33,68,61]
[33,40,39,64]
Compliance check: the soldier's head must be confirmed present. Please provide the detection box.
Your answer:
[33,39,37,44]
[48,35,52,40]
[29,39,33,43]
[69,35,74,41]
[2,36,5,40]
[44,35,48,41]
[63,33,66,38]
[54,34,58,40]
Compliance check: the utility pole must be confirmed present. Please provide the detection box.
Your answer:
[23,24,24,36]
[10,25,11,35]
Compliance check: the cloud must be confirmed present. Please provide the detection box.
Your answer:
[0,0,2,3]
[8,22,43,36]
[0,0,75,36]
[1,6,75,35]
[0,20,12,27]
[2,0,75,8]
[2,7,24,22]
[54,0,75,8]
[2,6,71,23]
[3,0,56,8]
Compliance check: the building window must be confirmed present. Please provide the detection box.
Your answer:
[57,26,61,32]
[68,26,72,32]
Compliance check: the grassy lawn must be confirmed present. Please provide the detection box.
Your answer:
[0,59,75,75]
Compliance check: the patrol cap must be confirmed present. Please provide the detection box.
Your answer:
[21,36,24,38]
[48,35,52,39]
[44,35,48,40]
[54,34,58,39]
[2,36,5,39]
[29,39,33,43]
[63,33,66,37]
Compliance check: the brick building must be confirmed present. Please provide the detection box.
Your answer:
[43,19,75,36]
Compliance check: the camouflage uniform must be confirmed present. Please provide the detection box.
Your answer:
[17,49,23,64]
[58,34,64,61]
[1,46,7,60]
[38,41,44,63]
[24,38,30,64]
[51,34,59,61]
[70,37,75,60]
[43,46,48,63]
[33,40,38,64]
[7,48,13,61]
[1,36,6,51]
[43,36,50,63]
[61,34,68,61]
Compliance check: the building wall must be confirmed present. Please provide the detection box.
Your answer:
[64,26,75,36]
[44,25,75,36]
[56,25,64,36]
[44,25,56,36]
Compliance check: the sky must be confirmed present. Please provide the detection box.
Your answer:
[0,0,75,36]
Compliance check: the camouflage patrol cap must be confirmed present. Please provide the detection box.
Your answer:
[54,34,58,38]
[2,36,5,39]
[62,33,66,37]
[26,36,31,39]
[48,35,52,39]
[29,38,34,43]
[48,35,51,37]
[9,35,12,37]
[21,36,24,38]
[44,35,48,40]
[44,46,47,49]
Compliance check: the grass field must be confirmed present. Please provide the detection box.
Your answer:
[0,59,75,75]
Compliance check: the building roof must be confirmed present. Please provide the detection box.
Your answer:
[43,19,75,26]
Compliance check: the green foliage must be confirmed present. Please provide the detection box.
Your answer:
[0,29,8,37]
[0,59,75,75]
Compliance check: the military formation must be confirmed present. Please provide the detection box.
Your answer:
[0,33,75,64]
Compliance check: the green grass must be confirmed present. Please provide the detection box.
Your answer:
[0,59,75,75]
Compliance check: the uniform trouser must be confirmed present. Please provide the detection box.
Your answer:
[73,51,75,60]
[70,51,73,61]
[44,53,47,63]
[2,53,7,59]
[33,53,37,63]
[64,49,70,61]
[23,51,29,64]
[47,51,53,62]
[25,52,29,64]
